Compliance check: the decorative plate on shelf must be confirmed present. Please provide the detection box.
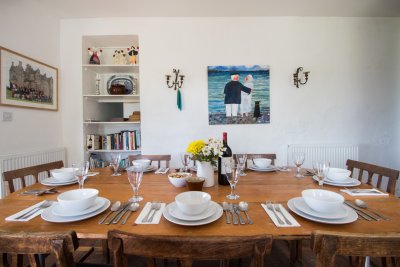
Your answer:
[107,75,136,95]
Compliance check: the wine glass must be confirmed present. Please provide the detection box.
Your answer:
[110,153,121,176]
[73,161,89,189]
[180,153,190,172]
[127,164,144,202]
[225,162,240,200]
[315,161,330,187]
[235,154,247,176]
[293,152,305,178]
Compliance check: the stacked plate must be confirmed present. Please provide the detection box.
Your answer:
[163,201,223,226]
[287,197,357,224]
[248,165,277,172]
[312,175,361,187]
[40,176,78,186]
[144,165,157,172]
[41,197,110,223]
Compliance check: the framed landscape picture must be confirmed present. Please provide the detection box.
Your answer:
[208,65,270,125]
[0,46,58,111]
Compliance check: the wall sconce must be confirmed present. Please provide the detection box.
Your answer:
[166,69,184,90]
[293,67,310,88]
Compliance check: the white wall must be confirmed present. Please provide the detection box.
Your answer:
[60,17,400,170]
[0,1,62,155]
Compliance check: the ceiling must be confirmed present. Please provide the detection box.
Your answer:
[6,0,400,18]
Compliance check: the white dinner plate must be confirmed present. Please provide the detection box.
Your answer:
[313,176,361,187]
[248,165,277,172]
[163,201,223,226]
[166,201,217,221]
[41,197,110,223]
[287,198,357,224]
[52,197,105,217]
[40,177,78,186]
[143,165,157,173]
[325,177,355,184]
[292,197,348,219]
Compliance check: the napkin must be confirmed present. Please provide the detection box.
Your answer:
[155,168,169,174]
[340,188,388,196]
[261,203,300,227]
[6,200,55,222]
[135,202,166,224]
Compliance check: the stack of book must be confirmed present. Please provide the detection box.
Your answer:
[87,130,141,151]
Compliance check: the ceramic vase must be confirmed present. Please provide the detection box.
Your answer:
[197,161,214,187]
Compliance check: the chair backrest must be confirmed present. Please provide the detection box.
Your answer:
[0,231,78,267]
[311,230,400,267]
[346,159,399,194]
[246,154,277,167]
[2,161,64,194]
[108,230,272,267]
[128,155,171,168]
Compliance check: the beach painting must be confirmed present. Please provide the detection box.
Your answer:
[208,65,270,125]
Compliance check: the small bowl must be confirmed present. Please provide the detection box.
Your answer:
[302,189,344,213]
[175,191,211,215]
[168,172,192,187]
[327,168,351,181]
[186,176,205,191]
[51,168,76,181]
[132,159,151,169]
[57,188,98,213]
[253,158,272,168]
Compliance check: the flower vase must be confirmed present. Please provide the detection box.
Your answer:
[197,161,215,187]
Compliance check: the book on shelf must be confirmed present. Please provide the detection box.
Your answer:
[86,129,141,151]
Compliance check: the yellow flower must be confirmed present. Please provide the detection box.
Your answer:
[186,140,205,155]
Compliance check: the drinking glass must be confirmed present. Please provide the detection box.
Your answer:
[293,152,305,178]
[73,161,89,189]
[110,153,121,176]
[315,161,330,187]
[225,162,240,200]
[180,153,190,172]
[127,164,144,202]
[235,154,247,176]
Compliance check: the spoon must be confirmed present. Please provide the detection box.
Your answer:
[121,202,139,225]
[354,199,389,220]
[98,201,121,224]
[221,202,231,224]
[238,201,253,224]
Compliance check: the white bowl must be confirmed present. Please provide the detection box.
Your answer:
[301,189,344,213]
[132,159,151,169]
[175,191,211,215]
[57,188,98,213]
[51,168,76,181]
[327,168,351,181]
[253,158,272,168]
[168,172,191,187]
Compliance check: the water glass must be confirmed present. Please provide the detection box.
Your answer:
[235,154,247,176]
[293,152,305,178]
[73,161,89,189]
[315,161,330,186]
[127,165,144,202]
[225,163,240,200]
[110,153,121,176]
[180,153,191,172]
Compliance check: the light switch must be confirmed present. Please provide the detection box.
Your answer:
[3,112,12,122]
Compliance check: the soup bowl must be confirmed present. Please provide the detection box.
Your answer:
[57,188,98,213]
[302,189,344,213]
[175,191,210,215]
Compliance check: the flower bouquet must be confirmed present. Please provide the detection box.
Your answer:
[186,138,225,165]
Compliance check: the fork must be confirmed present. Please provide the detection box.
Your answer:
[147,203,161,223]
[274,204,292,225]
[142,202,158,223]
[15,200,52,220]
[266,201,284,225]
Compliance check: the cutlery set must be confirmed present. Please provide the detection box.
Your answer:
[20,187,58,196]
[15,200,53,220]
[266,201,292,226]
[221,202,252,225]
[141,202,162,223]
[344,201,389,221]
[98,201,139,225]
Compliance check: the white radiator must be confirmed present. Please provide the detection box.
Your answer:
[288,144,359,169]
[0,147,66,198]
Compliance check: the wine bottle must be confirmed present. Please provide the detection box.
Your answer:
[218,132,232,185]
[87,135,93,150]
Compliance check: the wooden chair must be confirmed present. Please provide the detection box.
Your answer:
[128,155,171,168]
[246,154,277,167]
[346,159,399,194]
[2,161,64,194]
[311,230,400,267]
[108,230,272,267]
[0,231,78,267]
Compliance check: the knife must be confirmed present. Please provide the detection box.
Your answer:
[344,201,380,221]
[112,204,131,224]
[234,205,245,225]
[229,204,238,225]
[105,203,129,225]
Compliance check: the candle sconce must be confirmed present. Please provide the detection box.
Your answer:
[166,69,184,90]
[293,67,310,88]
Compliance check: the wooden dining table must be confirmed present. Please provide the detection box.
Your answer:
[1,167,400,244]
